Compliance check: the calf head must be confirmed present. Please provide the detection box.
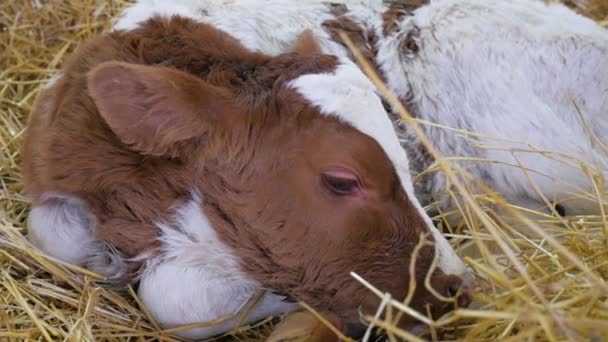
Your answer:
[78,18,471,334]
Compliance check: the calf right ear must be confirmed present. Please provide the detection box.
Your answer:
[87,61,235,156]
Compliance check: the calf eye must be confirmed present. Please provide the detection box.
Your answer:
[321,171,361,195]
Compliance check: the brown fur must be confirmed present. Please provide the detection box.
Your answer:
[287,29,324,56]
[382,0,429,36]
[22,16,465,333]
[322,16,383,83]
[320,0,425,91]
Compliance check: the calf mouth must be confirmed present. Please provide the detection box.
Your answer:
[339,286,475,340]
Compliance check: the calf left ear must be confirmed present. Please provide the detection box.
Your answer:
[87,61,234,156]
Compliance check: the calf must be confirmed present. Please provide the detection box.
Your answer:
[115,0,608,219]
[21,17,472,339]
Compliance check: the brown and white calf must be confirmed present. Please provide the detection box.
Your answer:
[22,17,472,339]
[116,0,608,220]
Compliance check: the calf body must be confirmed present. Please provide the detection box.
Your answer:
[22,16,471,340]
[116,0,608,217]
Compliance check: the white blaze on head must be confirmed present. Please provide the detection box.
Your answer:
[287,60,470,277]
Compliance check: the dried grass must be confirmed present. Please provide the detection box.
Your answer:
[1,1,607,341]
[559,0,608,24]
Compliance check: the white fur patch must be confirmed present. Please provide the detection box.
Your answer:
[27,194,96,266]
[288,62,470,277]
[376,0,608,216]
[138,193,296,340]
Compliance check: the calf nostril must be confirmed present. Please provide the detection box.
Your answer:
[445,275,463,298]
[458,288,473,308]
[445,275,475,308]
[456,277,475,308]
[447,283,460,298]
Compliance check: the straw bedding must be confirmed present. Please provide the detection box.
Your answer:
[1,1,607,341]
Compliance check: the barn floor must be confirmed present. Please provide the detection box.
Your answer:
[1,1,608,341]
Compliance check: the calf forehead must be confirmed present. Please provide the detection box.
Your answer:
[287,61,416,196]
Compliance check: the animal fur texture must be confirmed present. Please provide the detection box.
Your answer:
[22,15,472,340]
[116,0,608,218]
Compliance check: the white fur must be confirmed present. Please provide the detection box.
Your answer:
[138,193,297,340]
[27,193,128,281]
[381,0,608,217]
[27,194,96,265]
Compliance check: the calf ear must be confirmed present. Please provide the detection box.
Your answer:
[289,30,324,56]
[87,61,233,156]
[322,17,376,62]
